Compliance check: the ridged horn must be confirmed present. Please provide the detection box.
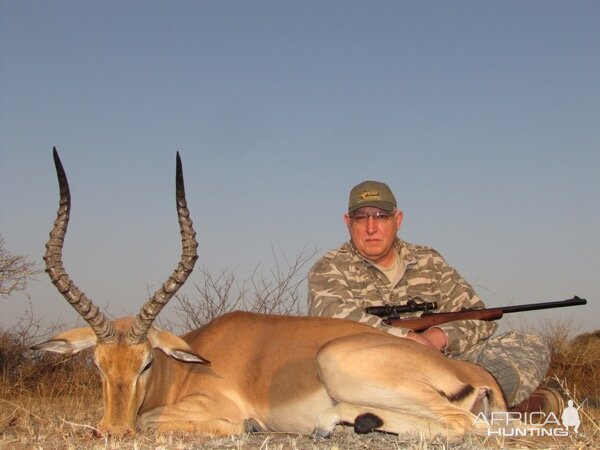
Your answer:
[127,152,198,344]
[44,147,117,343]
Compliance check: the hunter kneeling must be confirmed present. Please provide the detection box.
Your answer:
[308,180,561,421]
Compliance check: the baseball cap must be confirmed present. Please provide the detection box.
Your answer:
[348,180,397,214]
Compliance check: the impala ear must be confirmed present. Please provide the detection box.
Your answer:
[31,327,98,354]
[162,347,211,365]
[147,328,210,365]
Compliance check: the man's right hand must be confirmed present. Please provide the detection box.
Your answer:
[405,328,446,352]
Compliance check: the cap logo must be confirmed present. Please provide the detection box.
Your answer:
[359,190,381,201]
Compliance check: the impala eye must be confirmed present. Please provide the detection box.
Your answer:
[141,358,153,374]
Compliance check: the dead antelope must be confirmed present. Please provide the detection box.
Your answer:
[34,148,506,440]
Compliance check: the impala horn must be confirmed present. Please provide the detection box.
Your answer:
[45,147,117,343]
[127,152,198,344]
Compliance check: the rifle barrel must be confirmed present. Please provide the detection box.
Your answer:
[499,296,586,314]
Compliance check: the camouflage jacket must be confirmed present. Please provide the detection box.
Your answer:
[307,238,497,355]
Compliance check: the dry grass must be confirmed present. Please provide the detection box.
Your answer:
[2,322,598,449]
[545,324,600,404]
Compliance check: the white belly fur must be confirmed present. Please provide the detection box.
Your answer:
[261,389,334,433]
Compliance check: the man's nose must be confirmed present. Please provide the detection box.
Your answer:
[366,216,378,233]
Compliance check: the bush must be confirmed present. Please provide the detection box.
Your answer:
[546,327,600,406]
[0,301,99,400]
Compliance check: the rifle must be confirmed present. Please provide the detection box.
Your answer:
[365,296,587,332]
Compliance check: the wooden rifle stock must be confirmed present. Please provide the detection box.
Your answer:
[383,296,587,332]
[386,309,504,331]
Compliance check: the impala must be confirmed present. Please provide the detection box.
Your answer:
[34,148,507,440]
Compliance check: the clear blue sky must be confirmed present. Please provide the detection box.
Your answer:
[1,1,598,333]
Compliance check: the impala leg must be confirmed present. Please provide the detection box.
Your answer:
[315,333,500,440]
[314,403,468,442]
[138,396,248,436]
[313,405,342,438]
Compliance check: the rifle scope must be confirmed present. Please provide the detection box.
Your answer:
[365,298,438,317]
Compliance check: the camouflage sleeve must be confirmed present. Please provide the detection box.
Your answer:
[433,254,498,355]
[307,256,411,338]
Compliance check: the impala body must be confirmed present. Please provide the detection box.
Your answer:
[34,149,507,441]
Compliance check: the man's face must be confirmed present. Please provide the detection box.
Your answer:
[344,206,403,267]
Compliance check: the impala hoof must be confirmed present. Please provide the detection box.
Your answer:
[243,418,264,433]
[312,427,332,438]
[354,412,383,434]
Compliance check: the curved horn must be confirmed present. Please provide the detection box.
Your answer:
[44,147,117,343]
[127,152,198,344]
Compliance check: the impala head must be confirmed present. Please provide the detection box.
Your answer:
[32,148,209,436]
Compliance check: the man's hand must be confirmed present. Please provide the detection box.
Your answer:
[406,327,447,351]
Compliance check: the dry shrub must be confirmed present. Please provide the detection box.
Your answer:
[0,327,100,401]
[542,320,600,405]
[172,246,317,331]
[1,318,101,447]
[1,305,99,409]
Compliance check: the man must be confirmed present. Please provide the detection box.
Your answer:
[308,180,558,412]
